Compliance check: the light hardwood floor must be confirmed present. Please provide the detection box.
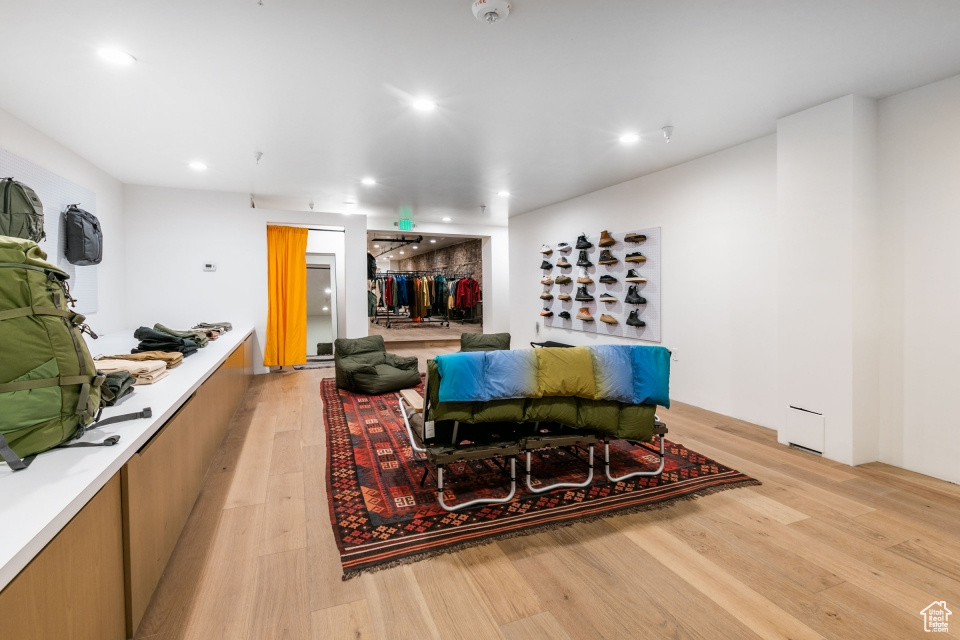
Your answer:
[368,318,483,342]
[135,347,960,639]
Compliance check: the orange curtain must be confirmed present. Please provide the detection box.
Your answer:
[263,225,309,367]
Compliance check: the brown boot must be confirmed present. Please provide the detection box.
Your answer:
[598,230,615,247]
[576,307,594,321]
[600,313,618,324]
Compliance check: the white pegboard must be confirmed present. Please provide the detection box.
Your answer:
[542,227,661,342]
[0,147,98,314]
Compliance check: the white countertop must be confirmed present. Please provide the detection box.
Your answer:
[0,326,253,591]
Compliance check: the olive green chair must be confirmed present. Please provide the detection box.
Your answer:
[334,335,420,395]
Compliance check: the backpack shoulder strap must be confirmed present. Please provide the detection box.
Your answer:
[0,408,152,472]
[0,433,31,471]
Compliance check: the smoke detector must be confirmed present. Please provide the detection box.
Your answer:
[472,0,511,24]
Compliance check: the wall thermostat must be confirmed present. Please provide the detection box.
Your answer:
[203,263,217,272]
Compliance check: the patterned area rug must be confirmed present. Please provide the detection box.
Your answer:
[322,379,759,579]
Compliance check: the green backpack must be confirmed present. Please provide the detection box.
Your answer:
[0,178,46,242]
[0,236,149,471]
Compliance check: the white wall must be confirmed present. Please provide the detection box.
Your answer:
[878,74,960,483]
[122,186,367,373]
[0,107,126,334]
[776,95,880,466]
[509,136,780,429]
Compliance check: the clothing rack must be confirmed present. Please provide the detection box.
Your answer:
[371,270,474,329]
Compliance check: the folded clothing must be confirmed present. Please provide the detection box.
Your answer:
[154,323,209,348]
[194,321,232,333]
[132,326,199,356]
[98,350,184,369]
[95,358,169,385]
[100,372,136,406]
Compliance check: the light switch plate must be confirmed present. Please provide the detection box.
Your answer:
[203,263,217,272]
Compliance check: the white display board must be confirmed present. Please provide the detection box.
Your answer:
[542,227,661,342]
[0,147,98,314]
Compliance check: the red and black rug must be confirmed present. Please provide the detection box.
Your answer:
[322,378,758,579]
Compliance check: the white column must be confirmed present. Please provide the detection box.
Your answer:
[776,95,879,466]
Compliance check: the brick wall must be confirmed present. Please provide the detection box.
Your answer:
[397,239,482,287]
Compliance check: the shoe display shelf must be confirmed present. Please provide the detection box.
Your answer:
[539,227,661,342]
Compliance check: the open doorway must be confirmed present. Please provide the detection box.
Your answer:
[367,231,484,343]
[306,265,337,360]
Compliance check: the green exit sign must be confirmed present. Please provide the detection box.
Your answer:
[398,218,413,231]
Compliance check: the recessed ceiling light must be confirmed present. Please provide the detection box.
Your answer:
[361,177,376,186]
[324,288,331,294]
[399,250,405,255]
[412,98,437,112]
[497,190,510,197]
[373,244,380,248]
[430,239,437,243]
[412,245,418,250]
[619,133,640,145]
[97,47,136,65]
[388,255,394,259]
[322,306,329,311]
[442,217,452,222]
[188,161,207,171]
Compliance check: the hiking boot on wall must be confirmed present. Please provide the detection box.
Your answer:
[626,310,646,327]
[575,286,594,301]
[540,244,553,255]
[558,311,571,319]
[540,292,554,300]
[598,230,615,247]
[576,233,593,249]
[555,274,572,284]
[625,252,646,263]
[624,232,647,243]
[600,314,618,325]
[577,250,593,267]
[558,293,572,301]
[556,256,572,268]
[540,260,553,270]
[625,269,647,283]
[541,276,554,285]
[540,308,553,317]
[598,249,618,265]
[576,308,594,321]
[599,274,617,284]
[624,286,646,305]
[577,268,593,284]
[557,242,572,252]
[598,292,617,303]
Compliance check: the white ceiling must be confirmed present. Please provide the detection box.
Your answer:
[366,231,480,260]
[3,1,960,223]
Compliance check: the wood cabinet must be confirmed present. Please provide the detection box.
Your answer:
[121,335,253,636]
[0,475,126,640]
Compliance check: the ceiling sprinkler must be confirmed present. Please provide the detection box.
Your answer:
[472,0,511,24]
[662,126,674,143]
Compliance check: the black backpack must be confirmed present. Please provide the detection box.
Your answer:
[64,204,103,265]
[0,177,45,242]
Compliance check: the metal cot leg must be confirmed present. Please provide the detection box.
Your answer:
[605,434,665,482]
[437,457,517,512]
[525,445,595,494]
